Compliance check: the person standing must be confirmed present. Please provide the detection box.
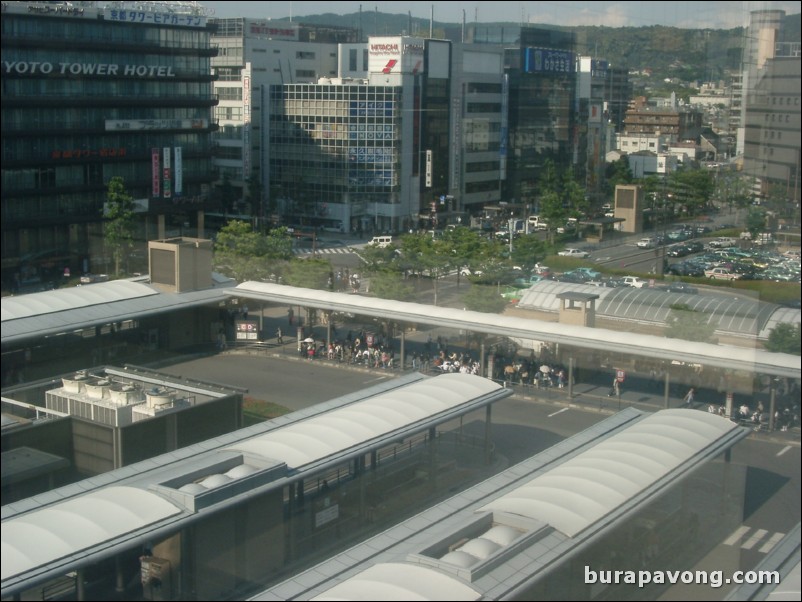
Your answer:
[276,327,283,344]
[682,387,695,407]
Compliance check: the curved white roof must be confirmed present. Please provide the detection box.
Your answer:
[479,409,737,537]
[228,373,501,468]
[310,563,481,601]
[1,280,157,321]
[1,486,181,581]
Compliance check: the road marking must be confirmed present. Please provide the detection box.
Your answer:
[723,525,750,546]
[364,377,388,384]
[741,529,768,550]
[759,532,786,554]
[548,408,569,418]
[777,445,792,457]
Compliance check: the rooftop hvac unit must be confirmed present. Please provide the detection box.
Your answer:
[109,384,141,405]
[61,371,89,393]
[146,387,174,409]
[84,379,111,400]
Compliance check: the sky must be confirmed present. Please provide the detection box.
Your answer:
[200,1,799,30]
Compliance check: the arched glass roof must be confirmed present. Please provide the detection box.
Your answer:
[228,373,501,468]
[310,563,481,601]
[518,280,789,337]
[0,486,181,581]
[479,409,737,537]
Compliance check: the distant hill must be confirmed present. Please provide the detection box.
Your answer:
[278,11,800,82]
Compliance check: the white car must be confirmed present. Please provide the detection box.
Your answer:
[636,237,656,249]
[557,248,589,258]
[621,276,648,288]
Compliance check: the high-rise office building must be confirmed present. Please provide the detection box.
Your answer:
[1,1,218,290]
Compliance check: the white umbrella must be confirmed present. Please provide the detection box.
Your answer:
[540,365,551,374]
[303,337,315,343]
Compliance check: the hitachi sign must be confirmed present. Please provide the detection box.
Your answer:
[370,43,400,54]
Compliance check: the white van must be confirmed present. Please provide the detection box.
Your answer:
[369,235,393,248]
[527,216,548,231]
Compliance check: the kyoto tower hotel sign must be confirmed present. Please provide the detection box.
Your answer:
[368,37,425,75]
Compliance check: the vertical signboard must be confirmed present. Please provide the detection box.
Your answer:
[425,150,433,187]
[151,148,160,197]
[163,146,171,198]
[174,146,183,196]
[242,62,252,179]
[500,73,509,181]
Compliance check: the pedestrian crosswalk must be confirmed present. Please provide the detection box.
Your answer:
[293,246,359,256]
[723,526,785,554]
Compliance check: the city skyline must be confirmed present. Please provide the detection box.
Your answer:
[201,1,799,30]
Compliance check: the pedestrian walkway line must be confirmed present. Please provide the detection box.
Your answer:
[723,525,750,546]
[777,445,792,457]
[740,528,768,550]
[758,531,785,554]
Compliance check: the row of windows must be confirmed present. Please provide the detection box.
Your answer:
[3,16,212,50]
[763,113,794,123]
[466,82,502,94]
[216,87,243,101]
[214,67,242,81]
[215,147,242,160]
[2,107,209,131]
[767,96,799,106]
[467,102,502,113]
[465,180,500,194]
[465,160,500,173]
[214,125,244,140]
[6,79,214,99]
[215,107,244,121]
[271,86,399,100]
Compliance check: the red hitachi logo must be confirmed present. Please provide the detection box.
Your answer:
[382,60,397,74]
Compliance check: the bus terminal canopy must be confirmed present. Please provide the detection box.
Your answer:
[230,282,800,380]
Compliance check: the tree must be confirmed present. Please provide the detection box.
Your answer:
[103,176,136,278]
[283,258,331,290]
[605,157,633,197]
[368,271,415,301]
[744,207,766,241]
[461,285,508,314]
[508,234,546,273]
[764,323,800,355]
[214,220,268,282]
[664,303,717,343]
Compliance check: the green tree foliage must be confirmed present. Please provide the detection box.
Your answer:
[214,220,292,282]
[668,168,714,216]
[605,157,634,199]
[509,234,547,273]
[461,285,508,314]
[368,271,415,301]
[103,176,135,277]
[745,208,766,241]
[283,258,331,290]
[664,303,717,343]
[764,323,801,355]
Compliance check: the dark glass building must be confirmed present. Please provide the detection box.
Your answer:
[1,1,217,291]
[466,25,577,210]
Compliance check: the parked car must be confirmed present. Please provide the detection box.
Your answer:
[557,248,590,258]
[567,267,602,280]
[621,276,649,288]
[708,237,737,249]
[705,267,742,280]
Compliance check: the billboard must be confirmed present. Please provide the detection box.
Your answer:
[524,48,574,74]
[368,37,425,75]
